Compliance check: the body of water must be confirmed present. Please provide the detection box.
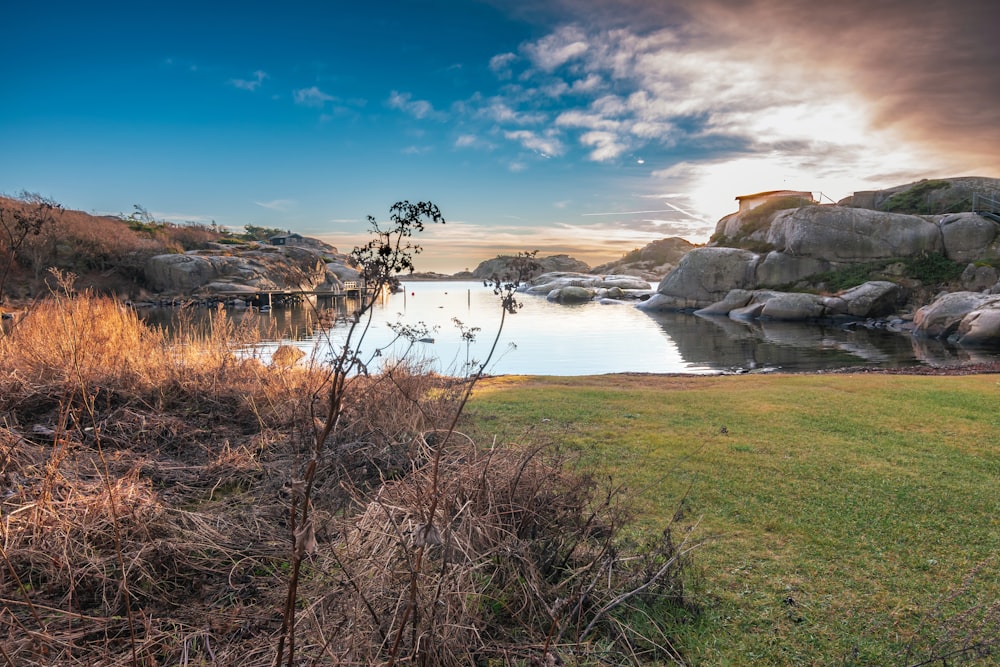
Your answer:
[145,281,1000,375]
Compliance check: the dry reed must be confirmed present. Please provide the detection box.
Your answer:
[0,292,694,666]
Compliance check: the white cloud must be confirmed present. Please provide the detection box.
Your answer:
[454,134,496,151]
[554,110,620,132]
[230,70,268,92]
[504,130,565,157]
[579,131,628,161]
[480,100,546,125]
[293,86,336,107]
[489,52,517,79]
[254,199,296,211]
[523,25,589,71]
[388,91,444,120]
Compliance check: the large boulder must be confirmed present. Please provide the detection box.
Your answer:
[547,285,594,304]
[913,292,1000,339]
[939,213,1000,263]
[766,206,942,261]
[827,281,906,318]
[646,247,759,309]
[954,308,1000,346]
[757,292,827,320]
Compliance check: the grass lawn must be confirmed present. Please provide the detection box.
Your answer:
[464,373,1000,665]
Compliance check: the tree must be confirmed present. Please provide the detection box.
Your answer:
[0,192,61,303]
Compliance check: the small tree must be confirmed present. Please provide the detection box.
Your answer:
[0,192,61,303]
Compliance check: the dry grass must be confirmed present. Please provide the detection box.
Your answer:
[0,293,692,666]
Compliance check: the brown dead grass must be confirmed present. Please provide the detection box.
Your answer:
[0,294,692,666]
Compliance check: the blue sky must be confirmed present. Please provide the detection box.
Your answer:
[3,0,998,272]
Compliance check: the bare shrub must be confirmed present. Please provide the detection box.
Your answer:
[0,203,698,666]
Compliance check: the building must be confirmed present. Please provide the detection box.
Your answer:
[268,232,304,246]
[735,190,815,214]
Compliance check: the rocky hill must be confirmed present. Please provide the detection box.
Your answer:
[470,254,590,280]
[590,237,697,280]
[638,176,1000,347]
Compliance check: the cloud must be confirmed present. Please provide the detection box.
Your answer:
[293,86,336,107]
[229,70,268,92]
[254,199,296,211]
[388,91,445,120]
[479,99,547,125]
[579,131,627,161]
[523,25,589,71]
[489,52,517,79]
[402,145,433,155]
[504,130,565,157]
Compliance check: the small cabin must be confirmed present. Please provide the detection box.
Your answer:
[735,190,815,214]
[269,232,303,246]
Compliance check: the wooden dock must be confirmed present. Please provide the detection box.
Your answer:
[206,281,387,310]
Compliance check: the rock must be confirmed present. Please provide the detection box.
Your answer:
[647,248,759,309]
[522,272,651,298]
[472,254,589,280]
[913,291,1000,339]
[834,281,906,318]
[694,289,755,316]
[547,286,594,303]
[766,206,942,261]
[960,263,999,292]
[590,237,697,280]
[954,308,1000,346]
[940,213,1000,263]
[755,252,831,286]
[758,292,827,320]
[728,301,768,321]
[145,243,334,294]
[839,177,1000,215]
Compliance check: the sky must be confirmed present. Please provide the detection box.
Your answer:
[3,0,999,273]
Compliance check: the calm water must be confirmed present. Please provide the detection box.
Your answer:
[144,281,1000,375]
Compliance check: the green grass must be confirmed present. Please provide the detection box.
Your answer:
[465,373,1000,665]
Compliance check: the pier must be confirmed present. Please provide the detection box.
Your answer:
[153,281,390,310]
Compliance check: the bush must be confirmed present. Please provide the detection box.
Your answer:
[903,252,964,285]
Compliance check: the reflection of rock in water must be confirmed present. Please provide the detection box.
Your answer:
[648,312,924,372]
[909,336,1000,367]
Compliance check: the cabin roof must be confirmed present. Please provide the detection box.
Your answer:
[735,189,813,201]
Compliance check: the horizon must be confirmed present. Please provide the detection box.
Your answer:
[2,1,998,274]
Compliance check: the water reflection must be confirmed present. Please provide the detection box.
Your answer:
[139,281,1000,375]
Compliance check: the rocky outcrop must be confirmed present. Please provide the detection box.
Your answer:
[912,292,1000,345]
[144,243,341,294]
[637,248,759,311]
[766,206,942,261]
[590,237,697,281]
[471,254,590,280]
[519,272,653,303]
[688,281,905,323]
[644,178,1000,316]
[838,177,998,215]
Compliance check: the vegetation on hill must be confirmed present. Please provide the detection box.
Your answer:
[879,179,970,215]
[0,194,333,304]
[710,195,815,251]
